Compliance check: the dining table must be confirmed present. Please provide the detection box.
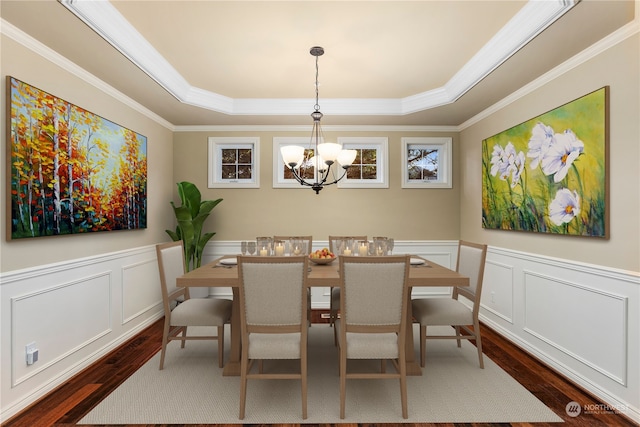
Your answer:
[176,255,469,376]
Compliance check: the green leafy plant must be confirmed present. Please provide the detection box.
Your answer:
[166,181,223,271]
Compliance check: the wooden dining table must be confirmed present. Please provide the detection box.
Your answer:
[177,255,469,376]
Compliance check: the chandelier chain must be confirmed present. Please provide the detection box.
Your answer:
[314,53,320,111]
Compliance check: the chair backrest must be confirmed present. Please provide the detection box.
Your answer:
[156,241,189,312]
[328,235,367,254]
[237,256,309,331]
[273,235,313,255]
[339,255,410,332]
[454,240,488,307]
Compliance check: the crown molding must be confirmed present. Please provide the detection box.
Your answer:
[459,12,640,131]
[59,0,577,117]
[5,3,635,132]
[173,124,459,133]
[1,18,174,131]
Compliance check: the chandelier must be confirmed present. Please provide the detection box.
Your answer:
[280,46,357,194]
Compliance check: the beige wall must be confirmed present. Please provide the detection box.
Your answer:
[3,29,637,274]
[1,36,176,272]
[173,131,461,242]
[459,34,640,272]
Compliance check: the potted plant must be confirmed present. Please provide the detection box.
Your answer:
[166,181,223,271]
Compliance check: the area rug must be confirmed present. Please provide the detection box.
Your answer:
[80,324,562,424]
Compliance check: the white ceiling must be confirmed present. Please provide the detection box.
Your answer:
[1,0,636,127]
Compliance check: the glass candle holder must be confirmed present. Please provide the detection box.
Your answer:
[373,237,389,256]
[256,237,273,256]
[273,240,285,256]
[290,239,304,256]
[357,240,369,256]
[341,238,353,256]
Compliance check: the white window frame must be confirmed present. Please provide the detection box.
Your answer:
[336,137,389,189]
[272,137,322,188]
[401,137,452,189]
[208,137,260,188]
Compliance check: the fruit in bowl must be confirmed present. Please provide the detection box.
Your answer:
[309,248,336,264]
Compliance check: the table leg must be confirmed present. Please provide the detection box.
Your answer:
[222,288,241,376]
[405,292,422,376]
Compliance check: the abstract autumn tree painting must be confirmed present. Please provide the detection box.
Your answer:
[8,77,147,239]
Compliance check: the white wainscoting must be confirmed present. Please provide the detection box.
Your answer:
[480,246,639,423]
[0,245,163,422]
[1,241,638,423]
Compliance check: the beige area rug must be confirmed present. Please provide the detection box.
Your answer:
[80,324,562,424]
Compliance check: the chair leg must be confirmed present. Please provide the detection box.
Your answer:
[330,288,339,346]
[159,319,171,370]
[474,320,484,369]
[455,325,462,348]
[329,287,336,326]
[301,355,308,419]
[239,350,248,419]
[419,325,426,367]
[339,347,347,419]
[218,325,225,368]
[399,354,408,419]
[181,326,187,348]
[307,289,312,327]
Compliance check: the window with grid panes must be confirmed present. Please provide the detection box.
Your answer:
[208,137,260,188]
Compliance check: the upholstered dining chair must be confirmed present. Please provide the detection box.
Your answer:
[274,235,313,325]
[411,240,488,368]
[328,235,367,344]
[237,255,309,420]
[155,241,232,370]
[336,255,411,419]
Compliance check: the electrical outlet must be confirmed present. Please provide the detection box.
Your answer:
[26,342,38,365]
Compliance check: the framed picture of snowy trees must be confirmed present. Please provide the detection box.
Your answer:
[481,87,608,237]
[7,76,147,240]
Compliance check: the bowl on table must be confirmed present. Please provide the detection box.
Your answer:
[308,255,336,265]
[309,250,338,265]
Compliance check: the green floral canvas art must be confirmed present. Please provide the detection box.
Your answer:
[482,87,608,237]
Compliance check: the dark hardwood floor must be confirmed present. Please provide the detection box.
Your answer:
[3,310,636,427]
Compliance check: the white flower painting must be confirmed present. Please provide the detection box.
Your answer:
[482,87,607,237]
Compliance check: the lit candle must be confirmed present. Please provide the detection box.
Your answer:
[343,248,352,256]
[275,244,284,256]
[293,245,301,255]
[377,245,383,256]
[358,243,368,256]
[260,247,268,256]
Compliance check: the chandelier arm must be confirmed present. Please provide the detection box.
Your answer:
[320,165,350,187]
[288,168,314,187]
[319,165,350,187]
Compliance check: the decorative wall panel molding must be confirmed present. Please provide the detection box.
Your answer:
[481,259,515,323]
[523,271,627,385]
[480,245,639,422]
[0,245,162,421]
[122,258,162,324]
[11,272,112,387]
